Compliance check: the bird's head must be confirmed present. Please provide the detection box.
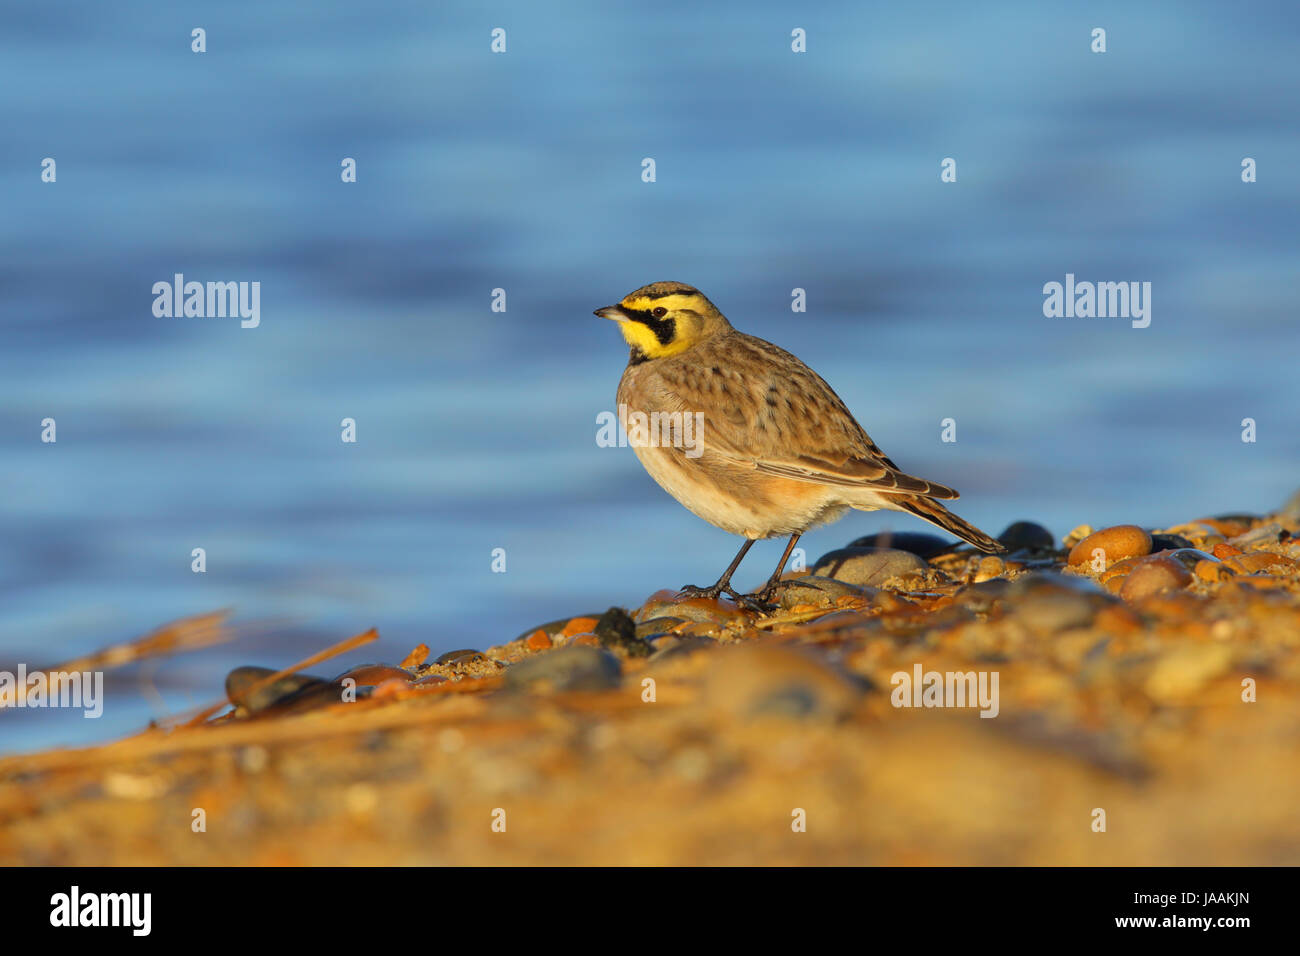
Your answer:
[594,281,731,360]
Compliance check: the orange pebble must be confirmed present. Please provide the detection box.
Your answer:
[525,629,553,651]
[1211,543,1242,559]
[1068,525,1152,569]
[561,616,600,637]
[1225,552,1297,574]
[400,643,430,669]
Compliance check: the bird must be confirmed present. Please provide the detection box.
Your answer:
[595,281,1005,610]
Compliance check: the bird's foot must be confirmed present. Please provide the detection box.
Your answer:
[676,583,724,601]
[730,579,811,614]
[722,586,779,614]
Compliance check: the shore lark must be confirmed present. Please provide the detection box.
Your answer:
[596,281,1005,609]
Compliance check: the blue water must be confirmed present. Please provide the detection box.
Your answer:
[3,0,1298,753]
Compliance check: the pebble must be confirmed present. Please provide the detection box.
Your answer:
[504,646,622,693]
[525,629,553,651]
[1158,548,1218,571]
[1067,525,1153,569]
[635,616,687,639]
[953,578,1011,613]
[997,521,1055,553]
[774,575,876,609]
[703,644,864,721]
[400,644,429,669]
[636,591,745,626]
[1150,533,1195,552]
[1120,556,1193,602]
[225,666,326,715]
[846,531,953,559]
[594,607,653,657]
[812,547,928,588]
[1063,524,1094,548]
[974,556,1005,583]
[1224,552,1297,575]
[435,649,486,666]
[1197,516,1251,537]
[1195,559,1233,583]
[1008,573,1107,634]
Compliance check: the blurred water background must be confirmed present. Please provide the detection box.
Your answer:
[2,0,1298,752]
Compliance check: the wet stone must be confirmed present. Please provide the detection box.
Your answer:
[813,547,928,588]
[504,646,623,693]
[594,607,653,658]
[997,521,1055,553]
[846,531,954,559]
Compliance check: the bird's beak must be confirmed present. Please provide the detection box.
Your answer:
[594,305,628,321]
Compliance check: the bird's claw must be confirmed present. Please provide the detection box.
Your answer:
[677,583,723,601]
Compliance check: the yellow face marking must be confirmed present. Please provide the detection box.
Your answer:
[612,293,709,359]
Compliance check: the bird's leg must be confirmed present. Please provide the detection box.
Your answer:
[678,538,756,600]
[734,533,803,609]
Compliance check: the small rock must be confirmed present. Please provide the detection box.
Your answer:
[812,547,928,588]
[1195,559,1233,583]
[1009,573,1107,634]
[997,521,1055,553]
[435,649,485,666]
[635,616,686,639]
[1159,548,1217,571]
[1150,533,1195,552]
[525,629,552,651]
[1120,556,1193,601]
[846,531,954,559]
[974,555,1005,583]
[953,578,1011,613]
[225,666,326,715]
[1063,524,1094,548]
[400,644,430,669]
[1067,525,1153,569]
[594,607,653,657]
[775,575,876,609]
[504,646,622,693]
[636,591,744,626]
[1224,551,1297,574]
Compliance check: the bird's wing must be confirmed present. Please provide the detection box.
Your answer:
[659,332,960,500]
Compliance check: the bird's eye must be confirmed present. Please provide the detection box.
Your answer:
[652,307,667,317]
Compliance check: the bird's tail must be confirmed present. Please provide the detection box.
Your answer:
[887,495,1006,554]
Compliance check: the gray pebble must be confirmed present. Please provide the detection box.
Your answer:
[812,547,928,588]
[505,646,622,693]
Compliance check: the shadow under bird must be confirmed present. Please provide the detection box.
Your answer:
[596,281,1005,610]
